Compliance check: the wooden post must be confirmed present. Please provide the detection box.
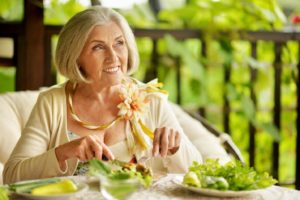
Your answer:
[223,60,232,134]
[144,39,158,83]
[295,41,300,190]
[198,40,206,117]
[272,42,283,180]
[175,56,181,105]
[16,0,44,90]
[249,41,257,167]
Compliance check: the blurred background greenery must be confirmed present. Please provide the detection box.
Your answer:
[0,0,299,186]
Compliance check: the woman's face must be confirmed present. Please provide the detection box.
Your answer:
[78,21,129,86]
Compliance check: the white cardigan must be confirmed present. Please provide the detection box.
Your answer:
[3,82,203,184]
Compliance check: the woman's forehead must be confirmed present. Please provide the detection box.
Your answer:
[87,22,124,42]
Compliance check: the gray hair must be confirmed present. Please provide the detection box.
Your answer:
[55,6,139,83]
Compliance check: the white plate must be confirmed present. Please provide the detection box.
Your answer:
[14,181,88,200]
[173,175,264,198]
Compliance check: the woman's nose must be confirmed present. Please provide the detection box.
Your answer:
[106,48,117,63]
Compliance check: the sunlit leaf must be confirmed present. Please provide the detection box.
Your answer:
[0,67,15,92]
[164,35,205,80]
[44,0,87,25]
[226,83,239,101]
[241,96,256,120]
[271,0,287,23]
[121,3,156,28]
[246,57,268,69]
[0,0,23,21]
[256,122,281,142]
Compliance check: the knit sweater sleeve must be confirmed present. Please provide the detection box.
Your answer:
[3,87,71,184]
[149,96,203,173]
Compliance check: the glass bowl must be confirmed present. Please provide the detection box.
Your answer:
[99,175,141,200]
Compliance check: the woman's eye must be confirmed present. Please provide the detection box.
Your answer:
[116,40,124,46]
[92,45,104,51]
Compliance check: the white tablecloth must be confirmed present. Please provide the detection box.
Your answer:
[11,174,300,200]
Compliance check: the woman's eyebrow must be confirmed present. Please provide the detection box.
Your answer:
[90,40,105,44]
[90,35,124,44]
[115,35,124,40]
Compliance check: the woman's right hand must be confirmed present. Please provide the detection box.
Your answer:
[55,134,114,171]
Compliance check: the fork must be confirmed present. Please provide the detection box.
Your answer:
[138,156,152,164]
[111,156,150,165]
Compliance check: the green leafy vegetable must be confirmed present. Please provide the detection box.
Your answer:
[88,159,153,187]
[31,179,77,195]
[8,178,60,193]
[0,186,9,200]
[89,159,111,176]
[183,159,277,191]
[183,171,201,187]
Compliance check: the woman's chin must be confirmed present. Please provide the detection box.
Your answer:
[104,75,125,86]
[89,72,126,87]
[109,80,122,86]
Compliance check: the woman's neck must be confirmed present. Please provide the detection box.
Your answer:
[76,82,119,103]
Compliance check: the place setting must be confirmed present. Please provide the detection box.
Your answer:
[2,157,300,200]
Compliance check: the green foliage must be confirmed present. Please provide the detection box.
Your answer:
[158,0,286,30]
[0,67,15,93]
[44,0,87,25]
[120,4,157,28]
[0,0,23,21]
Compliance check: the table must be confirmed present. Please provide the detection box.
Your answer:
[11,174,300,200]
[76,174,300,200]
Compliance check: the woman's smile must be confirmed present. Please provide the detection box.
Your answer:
[103,66,120,73]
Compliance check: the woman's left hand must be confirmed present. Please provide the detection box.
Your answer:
[152,127,181,158]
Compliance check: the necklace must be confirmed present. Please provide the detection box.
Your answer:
[67,83,123,130]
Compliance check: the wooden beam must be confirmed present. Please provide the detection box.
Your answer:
[0,23,22,36]
[133,29,300,42]
[45,25,62,35]
[0,58,14,66]
[2,24,300,42]
[133,28,202,39]
[16,0,44,90]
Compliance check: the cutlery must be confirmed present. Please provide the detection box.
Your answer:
[137,156,151,164]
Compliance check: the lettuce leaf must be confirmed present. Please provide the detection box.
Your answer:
[184,159,277,191]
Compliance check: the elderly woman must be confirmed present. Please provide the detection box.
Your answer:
[3,6,202,184]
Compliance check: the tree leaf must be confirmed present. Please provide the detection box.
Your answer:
[241,96,256,120]
[256,122,281,142]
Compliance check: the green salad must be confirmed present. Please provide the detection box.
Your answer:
[88,159,153,188]
[8,178,78,195]
[183,159,277,191]
[0,186,9,200]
